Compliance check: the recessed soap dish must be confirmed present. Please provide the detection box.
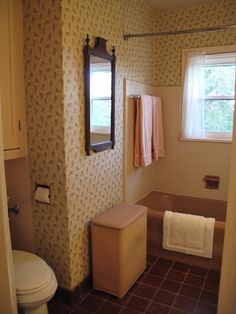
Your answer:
[204,175,220,189]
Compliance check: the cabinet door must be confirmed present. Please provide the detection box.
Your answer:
[0,0,26,160]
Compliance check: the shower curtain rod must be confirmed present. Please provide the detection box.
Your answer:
[124,24,236,40]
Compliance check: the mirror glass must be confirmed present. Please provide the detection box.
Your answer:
[90,56,111,145]
[84,36,115,155]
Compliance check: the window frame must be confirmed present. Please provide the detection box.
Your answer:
[180,45,236,143]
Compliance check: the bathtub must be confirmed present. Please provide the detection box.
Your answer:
[137,191,226,270]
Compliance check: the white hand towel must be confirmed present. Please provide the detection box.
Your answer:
[163,210,215,258]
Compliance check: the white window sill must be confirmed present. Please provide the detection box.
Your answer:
[179,137,232,144]
[91,131,110,135]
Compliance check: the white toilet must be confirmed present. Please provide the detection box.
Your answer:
[12,250,58,314]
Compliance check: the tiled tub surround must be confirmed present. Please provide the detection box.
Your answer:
[49,256,219,314]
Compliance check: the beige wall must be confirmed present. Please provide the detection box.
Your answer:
[151,0,236,201]
[23,0,156,289]
[152,87,231,200]
[218,115,236,313]
[4,158,35,252]
[124,79,156,203]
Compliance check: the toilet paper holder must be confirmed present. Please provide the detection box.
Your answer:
[34,184,50,204]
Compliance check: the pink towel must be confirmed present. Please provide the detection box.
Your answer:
[134,95,165,167]
[134,95,153,167]
[152,96,165,160]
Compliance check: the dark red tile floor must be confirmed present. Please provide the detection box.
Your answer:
[49,256,220,314]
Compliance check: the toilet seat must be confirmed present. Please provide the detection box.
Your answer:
[12,250,58,307]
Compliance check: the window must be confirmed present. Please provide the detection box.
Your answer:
[90,63,111,134]
[181,46,236,142]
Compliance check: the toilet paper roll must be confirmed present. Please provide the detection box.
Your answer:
[34,186,50,204]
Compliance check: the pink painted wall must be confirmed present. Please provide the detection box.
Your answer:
[4,157,35,252]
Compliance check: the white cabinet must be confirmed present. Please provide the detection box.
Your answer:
[0,0,27,160]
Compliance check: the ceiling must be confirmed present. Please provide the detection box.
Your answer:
[146,0,218,10]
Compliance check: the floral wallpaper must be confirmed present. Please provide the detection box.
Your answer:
[154,0,236,86]
[23,0,72,287]
[62,0,156,289]
[23,0,155,289]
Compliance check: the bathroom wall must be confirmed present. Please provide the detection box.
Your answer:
[22,0,235,290]
[23,0,71,288]
[4,158,35,252]
[23,0,156,289]
[152,87,231,200]
[152,0,236,200]
[124,79,156,203]
[218,113,236,314]
[62,0,156,289]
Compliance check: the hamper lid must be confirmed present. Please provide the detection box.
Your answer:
[91,203,147,230]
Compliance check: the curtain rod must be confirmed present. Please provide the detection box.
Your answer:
[124,24,236,40]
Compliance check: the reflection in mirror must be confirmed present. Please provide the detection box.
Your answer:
[90,56,111,145]
[84,35,116,155]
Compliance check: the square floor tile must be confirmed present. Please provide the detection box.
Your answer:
[189,265,208,277]
[207,270,220,283]
[146,301,170,314]
[169,308,187,314]
[195,300,217,314]
[150,265,169,277]
[147,255,157,265]
[137,272,147,283]
[200,290,218,305]
[180,284,201,299]
[161,279,181,293]
[145,263,153,272]
[143,273,163,287]
[134,283,157,299]
[153,289,176,306]
[174,295,197,312]
[107,293,131,306]
[96,301,122,314]
[121,308,140,314]
[172,262,189,272]
[125,295,150,312]
[71,307,91,314]
[167,270,186,282]
[155,258,173,268]
[90,289,108,300]
[128,282,140,294]
[185,274,204,287]
[204,279,219,292]
[49,302,72,314]
[79,295,104,312]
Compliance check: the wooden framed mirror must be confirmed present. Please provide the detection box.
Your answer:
[84,35,116,155]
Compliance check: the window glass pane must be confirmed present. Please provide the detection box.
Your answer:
[91,99,111,127]
[204,99,234,132]
[90,71,111,98]
[205,65,235,97]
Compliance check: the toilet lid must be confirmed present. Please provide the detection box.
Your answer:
[12,250,52,294]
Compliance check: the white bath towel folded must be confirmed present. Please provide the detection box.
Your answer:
[163,210,215,258]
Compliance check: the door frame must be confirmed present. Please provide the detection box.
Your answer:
[0,98,17,314]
